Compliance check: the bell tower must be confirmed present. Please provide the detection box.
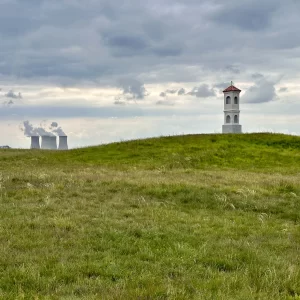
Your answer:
[222,82,242,134]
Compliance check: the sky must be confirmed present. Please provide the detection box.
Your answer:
[0,0,300,148]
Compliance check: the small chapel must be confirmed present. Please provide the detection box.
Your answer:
[222,83,242,134]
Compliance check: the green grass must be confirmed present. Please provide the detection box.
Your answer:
[1,133,300,299]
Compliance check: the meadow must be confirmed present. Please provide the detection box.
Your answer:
[1,133,300,299]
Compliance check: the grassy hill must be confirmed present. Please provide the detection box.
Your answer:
[1,133,300,299]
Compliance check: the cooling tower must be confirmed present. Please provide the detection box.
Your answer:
[41,136,57,150]
[30,136,40,149]
[58,136,68,150]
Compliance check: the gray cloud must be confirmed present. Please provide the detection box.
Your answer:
[156,100,174,106]
[186,84,216,98]
[1,104,215,120]
[152,45,182,57]
[243,76,278,103]
[114,100,126,105]
[177,88,185,95]
[117,78,149,100]
[159,87,187,99]
[104,34,148,57]
[212,0,280,31]
[3,99,14,107]
[165,89,177,94]
[279,87,288,93]
[224,65,240,74]
[5,90,22,99]
[0,0,298,89]
[0,105,146,119]
[106,35,147,50]
[214,82,229,90]
[252,73,264,80]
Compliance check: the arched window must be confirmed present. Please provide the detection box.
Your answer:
[226,96,231,104]
[234,97,238,104]
[226,115,231,124]
[234,115,238,123]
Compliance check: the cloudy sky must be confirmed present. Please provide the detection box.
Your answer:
[0,0,300,148]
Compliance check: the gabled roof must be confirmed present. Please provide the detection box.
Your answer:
[223,85,241,93]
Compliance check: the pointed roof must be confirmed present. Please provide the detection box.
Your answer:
[223,85,241,93]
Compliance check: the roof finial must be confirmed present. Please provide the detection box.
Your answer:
[231,80,234,86]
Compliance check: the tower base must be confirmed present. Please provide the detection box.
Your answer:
[222,125,242,134]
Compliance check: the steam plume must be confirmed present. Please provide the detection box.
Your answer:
[21,120,66,137]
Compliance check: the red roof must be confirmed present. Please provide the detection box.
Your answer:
[223,85,241,93]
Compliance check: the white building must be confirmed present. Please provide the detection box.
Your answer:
[222,84,242,134]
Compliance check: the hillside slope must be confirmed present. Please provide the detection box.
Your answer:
[0,133,300,299]
[1,132,300,171]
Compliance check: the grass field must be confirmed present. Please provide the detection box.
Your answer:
[1,133,300,299]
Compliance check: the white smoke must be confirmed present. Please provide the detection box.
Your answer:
[21,120,66,137]
[21,120,55,137]
[50,122,58,128]
[52,127,66,136]
[50,121,66,136]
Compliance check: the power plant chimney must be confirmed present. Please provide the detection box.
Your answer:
[30,136,40,149]
[41,136,57,150]
[58,136,68,150]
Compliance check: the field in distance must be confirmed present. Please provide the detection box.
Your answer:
[0,133,300,299]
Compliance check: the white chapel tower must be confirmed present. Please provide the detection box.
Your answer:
[222,83,242,133]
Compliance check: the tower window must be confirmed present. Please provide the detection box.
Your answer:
[234,115,238,123]
[234,97,238,104]
[226,115,231,123]
[226,96,231,104]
